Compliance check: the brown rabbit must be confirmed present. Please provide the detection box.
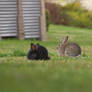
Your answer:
[57,36,81,57]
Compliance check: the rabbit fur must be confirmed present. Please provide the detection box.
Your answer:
[57,36,81,57]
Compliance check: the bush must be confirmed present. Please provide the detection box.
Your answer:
[56,6,68,25]
[67,10,92,28]
[66,11,81,27]
[45,3,62,24]
[63,0,83,12]
[45,1,92,29]
[46,9,51,31]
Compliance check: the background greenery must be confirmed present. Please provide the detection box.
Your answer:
[46,1,92,29]
[0,24,92,92]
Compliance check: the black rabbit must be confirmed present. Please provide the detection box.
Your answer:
[27,43,50,60]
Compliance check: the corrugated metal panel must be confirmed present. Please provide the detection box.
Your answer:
[0,0,17,37]
[22,0,41,38]
[0,0,41,39]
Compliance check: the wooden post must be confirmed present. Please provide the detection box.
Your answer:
[40,0,47,41]
[17,0,24,40]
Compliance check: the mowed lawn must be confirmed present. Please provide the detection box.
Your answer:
[0,25,92,92]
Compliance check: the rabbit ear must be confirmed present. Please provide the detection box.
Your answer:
[62,36,69,44]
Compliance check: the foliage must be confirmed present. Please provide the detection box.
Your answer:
[63,0,82,11]
[67,11,92,28]
[46,9,51,31]
[45,3,62,24]
[45,1,92,29]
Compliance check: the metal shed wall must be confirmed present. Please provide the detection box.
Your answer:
[22,0,41,39]
[0,0,41,39]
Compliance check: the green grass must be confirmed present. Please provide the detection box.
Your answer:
[0,24,92,92]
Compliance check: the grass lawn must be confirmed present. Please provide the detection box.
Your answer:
[0,24,92,92]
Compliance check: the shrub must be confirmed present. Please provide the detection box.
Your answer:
[66,11,81,27]
[67,11,92,28]
[57,5,69,25]
[45,1,92,29]
[63,0,82,12]
[79,13,91,28]
[46,9,51,31]
[45,3,62,24]
[87,11,92,28]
